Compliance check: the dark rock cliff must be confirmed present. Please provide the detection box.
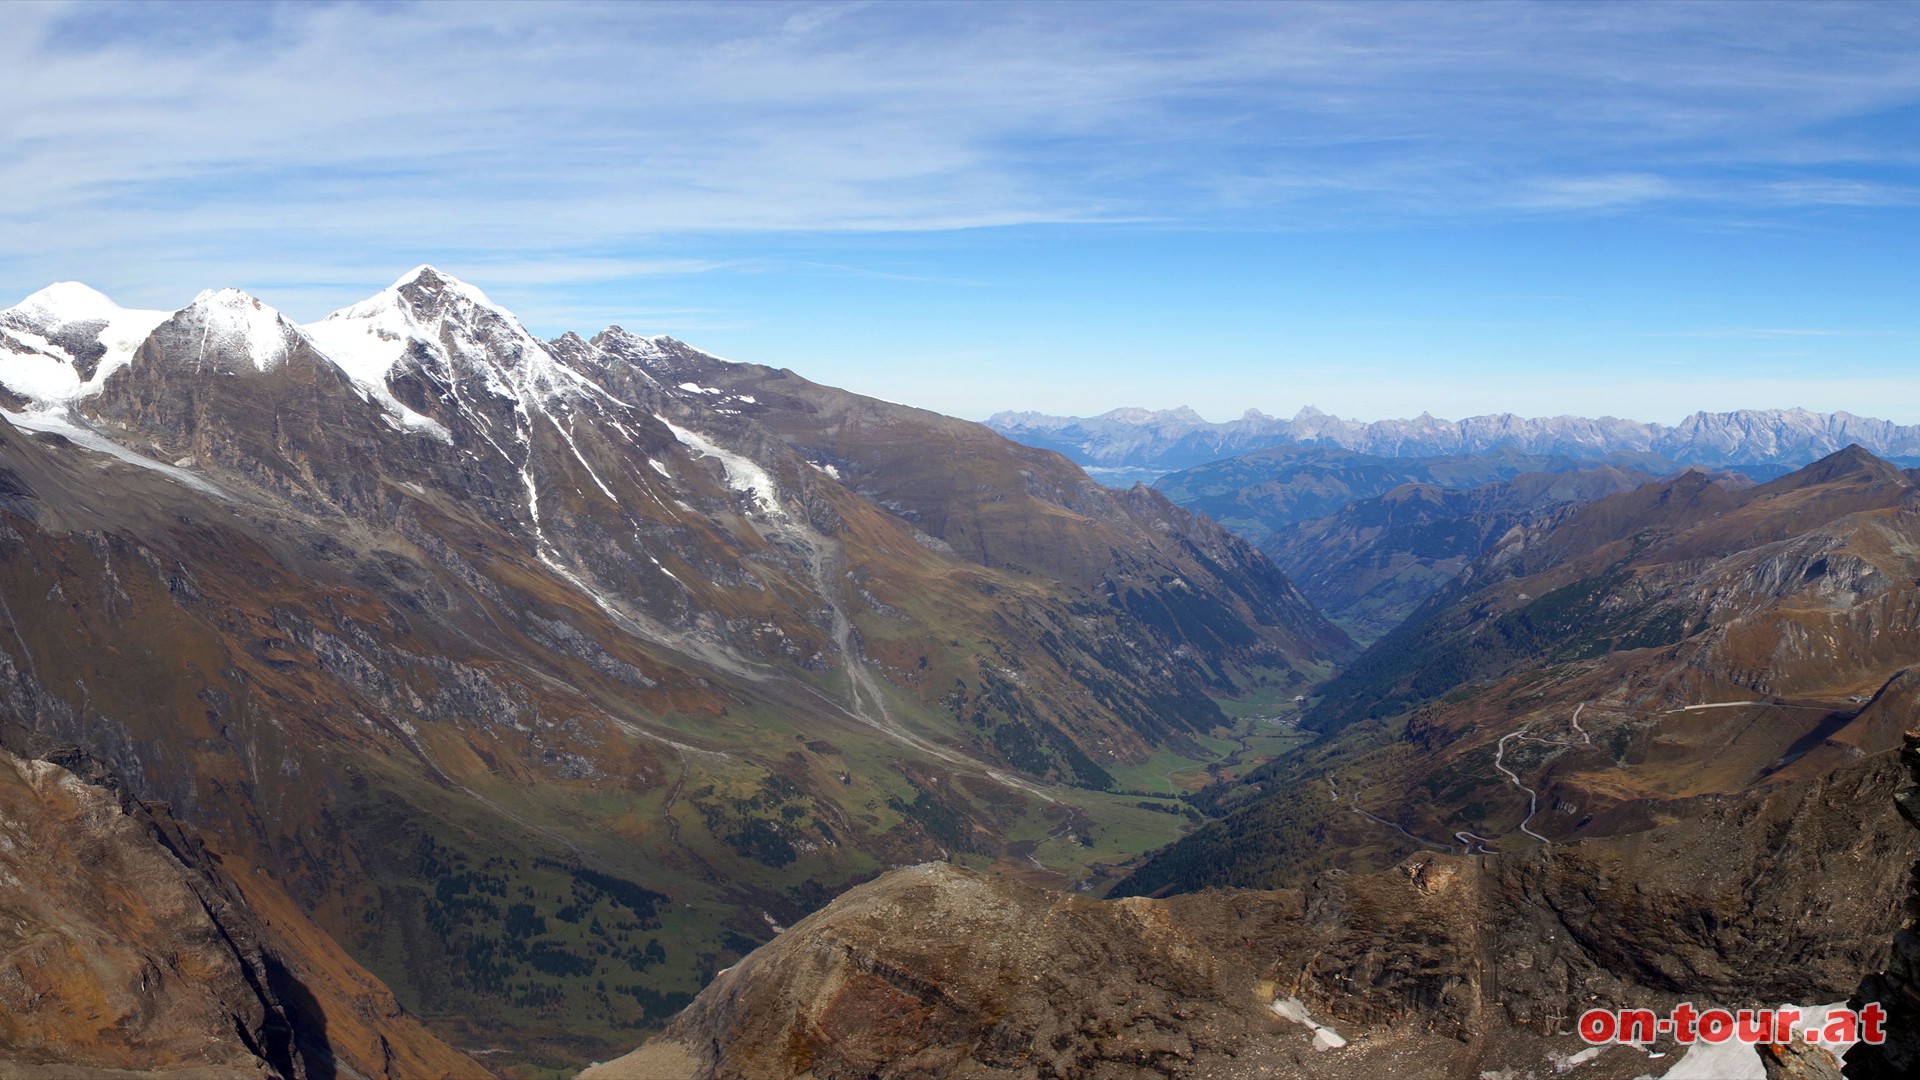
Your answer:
[1843,729,1920,1078]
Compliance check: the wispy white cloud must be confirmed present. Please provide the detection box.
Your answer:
[4,0,1920,321]
[1510,174,1681,211]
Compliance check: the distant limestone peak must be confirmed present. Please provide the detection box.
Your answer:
[988,404,1920,475]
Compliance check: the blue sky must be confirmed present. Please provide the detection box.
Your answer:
[4,0,1918,422]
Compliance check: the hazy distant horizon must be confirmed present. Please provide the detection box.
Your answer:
[979,400,1920,431]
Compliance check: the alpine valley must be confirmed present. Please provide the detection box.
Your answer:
[3,270,1916,1080]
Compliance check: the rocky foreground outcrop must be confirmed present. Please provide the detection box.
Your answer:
[587,743,1915,1079]
[1843,731,1920,1077]
[580,862,1462,1080]
[0,738,480,1079]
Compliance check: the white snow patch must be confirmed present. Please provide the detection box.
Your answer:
[1270,997,1347,1051]
[1654,1038,1762,1080]
[648,555,685,586]
[807,461,841,480]
[2,407,225,497]
[734,394,756,404]
[0,329,84,401]
[647,458,671,479]
[676,382,721,395]
[1552,1045,1604,1072]
[299,308,453,443]
[1652,1001,1852,1080]
[659,418,784,518]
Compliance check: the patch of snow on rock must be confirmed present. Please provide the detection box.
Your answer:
[1654,1037,1763,1080]
[1552,1045,1604,1072]
[1269,997,1347,1051]
[659,417,784,518]
[1,407,225,497]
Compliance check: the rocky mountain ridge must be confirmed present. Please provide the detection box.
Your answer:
[988,404,1920,477]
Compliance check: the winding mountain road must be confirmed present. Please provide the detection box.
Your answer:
[1493,731,1552,845]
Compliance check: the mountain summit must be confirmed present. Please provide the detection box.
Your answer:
[0,282,170,407]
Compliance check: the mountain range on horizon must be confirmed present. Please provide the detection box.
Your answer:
[988,402,1920,478]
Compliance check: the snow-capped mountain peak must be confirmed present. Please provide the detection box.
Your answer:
[310,265,596,412]
[302,264,623,444]
[389,264,502,311]
[12,281,127,326]
[0,282,170,406]
[181,288,305,372]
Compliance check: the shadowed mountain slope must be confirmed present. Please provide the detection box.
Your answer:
[1152,445,1680,547]
[1264,464,1662,642]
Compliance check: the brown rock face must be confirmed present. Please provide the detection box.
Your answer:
[582,861,1671,1080]
[0,746,277,1075]
[0,740,481,1079]
[1767,1038,1847,1080]
[1842,730,1920,1078]
[582,863,1309,1080]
